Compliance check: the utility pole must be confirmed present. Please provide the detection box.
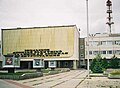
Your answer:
[86,0,90,78]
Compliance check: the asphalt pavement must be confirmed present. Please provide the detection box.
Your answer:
[1,69,120,88]
[16,70,87,88]
[0,79,21,88]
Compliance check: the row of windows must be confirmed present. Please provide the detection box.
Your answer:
[89,40,120,46]
[89,50,120,55]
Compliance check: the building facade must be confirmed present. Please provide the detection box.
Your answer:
[79,38,86,68]
[1,25,80,69]
[85,33,120,64]
[0,41,2,68]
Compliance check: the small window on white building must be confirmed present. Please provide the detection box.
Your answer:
[93,51,98,55]
[115,41,120,45]
[115,50,120,55]
[107,50,112,54]
[101,41,106,45]
[80,45,84,49]
[80,54,84,57]
[89,41,93,46]
[93,41,99,46]
[101,51,106,54]
[89,51,92,55]
[107,41,113,45]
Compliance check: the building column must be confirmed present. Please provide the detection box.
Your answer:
[73,60,77,69]
[28,62,31,69]
[58,61,61,68]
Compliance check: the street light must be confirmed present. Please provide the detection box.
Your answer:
[86,0,90,78]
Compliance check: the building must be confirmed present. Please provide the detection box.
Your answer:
[85,33,120,64]
[1,25,80,69]
[79,38,86,68]
[0,41,2,68]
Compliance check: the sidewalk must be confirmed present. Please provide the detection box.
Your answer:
[77,77,120,88]
[15,70,87,88]
[2,70,120,88]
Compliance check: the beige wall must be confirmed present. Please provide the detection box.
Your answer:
[2,26,75,59]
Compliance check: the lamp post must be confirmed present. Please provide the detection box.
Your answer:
[86,0,90,78]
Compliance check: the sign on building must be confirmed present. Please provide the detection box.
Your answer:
[3,55,20,68]
[33,59,44,68]
[49,61,56,68]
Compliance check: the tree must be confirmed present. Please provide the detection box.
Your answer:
[90,54,103,73]
[92,59,103,73]
[109,55,119,68]
[102,57,108,69]
[90,58,97,72]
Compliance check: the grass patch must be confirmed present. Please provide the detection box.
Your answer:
[41,69,49,73]
[0,73,23,75]
[0,68,70,80]
[0,71,43,80]
[110,71,120,75]
[17,71,35,74]
[0,71,36,76]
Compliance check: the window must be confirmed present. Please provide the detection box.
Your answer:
[89,51,92,55]
[93,51,98,55]
[107,41,113,45]
[101,51,106,54]
[93,41,99,46]
[107,50,112,54]
[89,41,93,46]
[80,45,84,49]
[101,41,106,45]
[80,54,84,57]
[115,50,120,55]
[115,40,120,45]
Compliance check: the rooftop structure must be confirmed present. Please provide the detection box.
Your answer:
[106,0,114,34]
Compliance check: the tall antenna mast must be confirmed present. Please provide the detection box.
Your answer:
[106,0,114,34]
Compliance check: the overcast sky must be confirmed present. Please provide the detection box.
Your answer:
[0,0,120,38]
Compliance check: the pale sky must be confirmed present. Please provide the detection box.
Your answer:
[0,0,120,38]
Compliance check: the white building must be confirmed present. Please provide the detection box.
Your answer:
[85,33,120,60]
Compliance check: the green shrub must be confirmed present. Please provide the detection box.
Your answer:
[102,57,108,69]
[0,72,43,80]
[109,55,119,68]
[91,54,103,73]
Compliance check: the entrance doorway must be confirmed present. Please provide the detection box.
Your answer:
[44,61,48,69]
[20,61,33,69]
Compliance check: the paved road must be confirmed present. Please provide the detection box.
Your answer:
[16,70,87,88]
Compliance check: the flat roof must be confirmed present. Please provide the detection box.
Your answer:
[1,25,77,30]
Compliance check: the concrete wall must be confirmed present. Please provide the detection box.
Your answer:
[2,25,79,61]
